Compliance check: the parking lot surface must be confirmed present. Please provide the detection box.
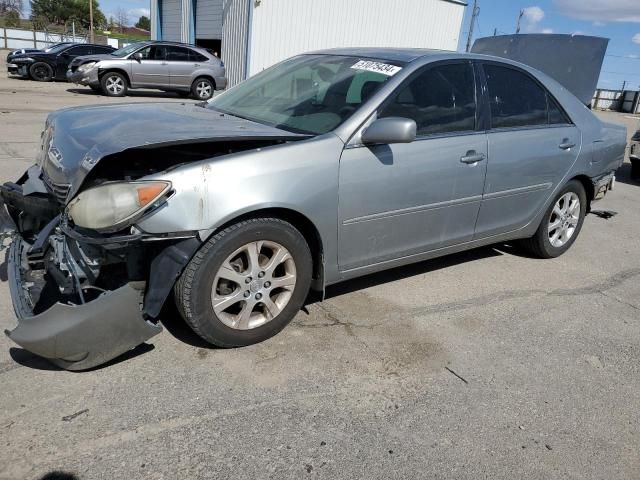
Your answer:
[1,52,639,480]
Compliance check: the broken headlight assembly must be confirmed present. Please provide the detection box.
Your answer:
[77,61,97,72]
[67,181,172,231]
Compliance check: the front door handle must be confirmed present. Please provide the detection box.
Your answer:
[460,151,486,164]
[559,139,576,150]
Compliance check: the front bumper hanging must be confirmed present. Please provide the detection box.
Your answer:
[5,235,162,371]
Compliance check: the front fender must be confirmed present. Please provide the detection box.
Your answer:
[136,133,343,283]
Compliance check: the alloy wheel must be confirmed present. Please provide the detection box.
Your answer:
[548,192,580,248]
[106,76,125,95]
[211,240,297,330]
[196,81,212,99]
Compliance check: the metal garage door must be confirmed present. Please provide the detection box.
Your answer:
[196,0,223,39]
[161,0,182,42]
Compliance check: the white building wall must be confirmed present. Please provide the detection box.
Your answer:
[247,0,466,76]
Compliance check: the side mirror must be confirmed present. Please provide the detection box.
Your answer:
[132,52,142,62]
[361,117,417,145]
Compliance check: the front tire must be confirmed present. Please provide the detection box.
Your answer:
[101,71,128,97]
[521,180,587,258]
[175,218,312,347]
[29,62,53,82]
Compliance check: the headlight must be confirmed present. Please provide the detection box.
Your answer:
[15,57,34,63]
[68,181,171,230]
[78,62,97,72]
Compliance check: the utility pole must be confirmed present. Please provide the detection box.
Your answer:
[516,9,524,34]
[89,0,94,43]
[465,0,480,52]
[493,28,497,36]
[621,80,627,91]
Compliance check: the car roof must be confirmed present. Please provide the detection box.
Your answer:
[308,47,451,63]
[307,47,514,65]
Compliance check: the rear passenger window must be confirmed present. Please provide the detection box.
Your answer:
[167,47,191,61]
[484,64,547,128]
[189,50,208,62]
[379,63,477,136]
[548,95,570,124]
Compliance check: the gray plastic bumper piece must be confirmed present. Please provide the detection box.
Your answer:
[5,237,162,371]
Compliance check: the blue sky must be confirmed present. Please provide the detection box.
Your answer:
[460,0,640,89]
[98,0,151,26]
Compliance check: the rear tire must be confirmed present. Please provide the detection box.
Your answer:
[175,218,312,347]
[191,77,215,100]
[100,71,128,97]
[520,180,587,258]
[631,159,640,180]
[29,62,53,82]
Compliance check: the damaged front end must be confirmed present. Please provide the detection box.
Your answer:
[2,102,310,370]
[1,166,199,370]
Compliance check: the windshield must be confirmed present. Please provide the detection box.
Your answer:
[45,44,71,54]
[111,42,148,58]
[208,55,404,135]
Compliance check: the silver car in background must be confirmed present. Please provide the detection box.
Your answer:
[2,48,626,370]
[66,41,227,100]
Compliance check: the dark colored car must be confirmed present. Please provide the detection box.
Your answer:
[10,43,115,82]
[631,129,640,178]
[6,43,76,75]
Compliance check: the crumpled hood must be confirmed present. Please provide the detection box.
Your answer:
[38,102,308,200]
[69,54,117,66]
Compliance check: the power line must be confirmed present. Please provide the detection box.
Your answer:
[601,71,640,77]
[605,54,640,61]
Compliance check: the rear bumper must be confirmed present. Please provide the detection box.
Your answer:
[592,171,616,201]
[214,76,227,90]
[5,234,162,371]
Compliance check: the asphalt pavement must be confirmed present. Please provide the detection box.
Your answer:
[0,51,639,480]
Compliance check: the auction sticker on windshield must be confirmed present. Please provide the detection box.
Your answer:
[351,60,402,76]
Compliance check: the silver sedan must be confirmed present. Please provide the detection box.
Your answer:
[2,48,626,370]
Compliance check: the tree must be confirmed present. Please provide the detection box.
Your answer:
[4,9,20,26]
[0,0,23,15]
[115,6,127,32]
[135,15,149,31]
[30,0,106,29]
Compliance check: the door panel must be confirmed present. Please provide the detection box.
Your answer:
[475,126,580,237]
[338,134,488,271]
[131,46,169,87]
[474,62,581,238]
[167,46,198,88]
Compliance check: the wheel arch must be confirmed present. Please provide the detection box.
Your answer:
[569,174,594,212]
[202,207,325,291]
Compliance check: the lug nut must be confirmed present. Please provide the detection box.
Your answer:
[258,271,265,278]
[255,293,263,300]
[245,277,252,284]
[264,281,271,288]
[244,291,250,298]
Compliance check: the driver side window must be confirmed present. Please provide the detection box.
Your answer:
[379,63,477,136]
[137,46,166,61]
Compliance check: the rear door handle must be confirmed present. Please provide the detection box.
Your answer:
[460,152,486,164]
[559,139,576,150]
